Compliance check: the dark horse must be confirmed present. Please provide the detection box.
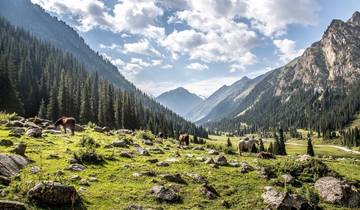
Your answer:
[179,133,189,146]
[54,117,76,135]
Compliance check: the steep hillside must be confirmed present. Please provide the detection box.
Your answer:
[156,87,203,117]
[207,11,360,133]
[0,0,133,90]
[188,75,266,123]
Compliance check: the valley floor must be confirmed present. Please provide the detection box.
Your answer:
[0,119,359,209]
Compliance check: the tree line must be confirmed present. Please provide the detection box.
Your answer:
[0,17,208,138]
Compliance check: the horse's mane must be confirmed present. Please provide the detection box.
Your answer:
[54,117,64,126]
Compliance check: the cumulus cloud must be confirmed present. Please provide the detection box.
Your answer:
[161,64,173,69]
[186,63,208,71]
[273,39,304,63]
[124,39,161,57]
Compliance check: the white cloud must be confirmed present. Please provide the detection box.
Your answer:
[124,39,161,57]
[273,39,304,63]
[99,43,120,50]
[152,60,163,66]
[100,53,125,69]
[130,58,151,67]
[162,64,173,69]
[186,63,208,71]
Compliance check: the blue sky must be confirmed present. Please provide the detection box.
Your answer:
[31,0,360,97]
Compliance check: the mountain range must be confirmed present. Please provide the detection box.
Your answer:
[205,11,360,133]
[156,87,203,117]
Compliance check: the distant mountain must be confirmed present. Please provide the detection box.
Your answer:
[207,11,360,134]
[156,87,203,117]
[187,75,267,123]
[0,0,133,90]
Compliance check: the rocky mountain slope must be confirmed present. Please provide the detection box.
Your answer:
[208,11,360,131]
[156,87,203,117]
[187,75,266,123]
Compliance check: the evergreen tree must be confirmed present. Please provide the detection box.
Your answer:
[268,142,274,154]
[278,128,287,155]
[37,99,47,118]
[227,137,232,147]
[259,138,265,152]
[79,82,91,123]
[307,136,315,157]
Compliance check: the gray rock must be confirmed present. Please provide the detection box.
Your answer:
[240,162,254,174]
[11,142,27,156]
[146,158,158,163]
[30,166,40,174]
[9,121,24,127]
[112,140,128,148]
[282,174,295,185]
[0,139,13,147]
[228,160,240,167]
[162,174,187,184]
[186,173,208,184]
[26,128,42,138]
[136,147,150,156]
[156,161,169,167]
[68,157,78,164]
[120,151,133,158]
[261,186,311,210]
[215,155,228,166]
[208,149,219,155]
[66,164,86,171]
[143,139,153,145]
[24,121,41,129]
[0,175,11,186]
[148,147,164,154]
[204,157,215,164]
[75,124,84,132]
[192,146,205,151]
[8,127,25,137]
[200,184,219,199]
[0,200,27,210]
[27,181,83,208]
[141,170,157,177]
[315,176,360,207]
[259,167,275,179]
[151,185,181,203]
[70,175,81,181]
[124,204,144,210]
[93,126,104,132]
[42,130,61,134]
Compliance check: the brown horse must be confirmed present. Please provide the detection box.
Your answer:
[54,117,76,135]
[179,133,189,146]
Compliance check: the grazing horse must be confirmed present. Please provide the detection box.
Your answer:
[179,133,189,146]
[54,117,76,135]
[238,139,259,155]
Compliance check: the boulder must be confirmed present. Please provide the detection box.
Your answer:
[192,146,205,151]
[259,166,276,179]
[24,121,41,129]
[0,200,27,210]
[228,160,240,167]
[156,161,169,167]
[93,126,104,133]
[125,204,143,210]
[204,157,215,165]
[200,184,219,199]
[240,162,254,174]
[143,139,153,145]
[42,130,61,135]
[262,186,311,210]
[30,166,40,174]
[146,159,158,164]
[115,129,133,135]
[141,170,157,177]
[297,154,311,162]
[148,147,164,154]
[208,149,219,155]
[8,127,25,137]
[9,121,24,127]
[257,151,276,159]
[0,154,29,177]
[26,128,42,138]
[215,155,228,166]
[112,140,128,148]
[282,174,295,185]
[136,147,150,156]
[162,174,187,184]
[27,181,83,208]
[75,124,84,132]
[0,139,14,147]
[315,176,360,207]
[11,142,27,156]
[151,185,181,203]
[120,151,133,158]
[187,173,208,184]
[65,164,86,171]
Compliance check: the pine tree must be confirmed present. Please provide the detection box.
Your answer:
[37,99,47,118]
[79,82,91,123]
[259,138,265,152]
[268,142,274,153]
[227,137,232,147]
[278,128,287,155]
[46,84,59,121]
[307,136,315,157]
[193,135,198,144]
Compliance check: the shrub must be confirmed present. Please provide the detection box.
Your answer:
[79,136,100,148]
[73,148,104,164]
[135,130,155,140]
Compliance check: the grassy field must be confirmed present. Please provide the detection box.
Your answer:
[0,114,359,209]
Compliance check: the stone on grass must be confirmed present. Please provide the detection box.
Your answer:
[201,184,219,199]
[208,149,219,155]
[112,140,128,148]
[315,176,360,208]
[27,181,83,208]
[0,175,11,186]
[151,185,181,203]
[215,155,228,166]
[30,166,40,174]
[11,142,27,156]
[120,151,133,158]
[282,174,295,185]
[261,186,311,210]
[0,139,13,147]
[156,161,169,167]
[26,128,42,138]
[0,200,27,210]
[240,162,254,174]
[9,127,25,137]
[204,157,215,165]
[66,164,86,172]
[136,147,150,156]
[125,204,144,210]
[0,154,29,177]
[146,159,158,164]
[187,173,208,184]
[162,174,187,184]
[259,167,276,179]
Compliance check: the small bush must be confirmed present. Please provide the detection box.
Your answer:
[73,148,104,164]
[79,136,100,148]
[135,130,155,140]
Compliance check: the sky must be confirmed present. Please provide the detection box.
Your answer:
[31,0,360,97]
